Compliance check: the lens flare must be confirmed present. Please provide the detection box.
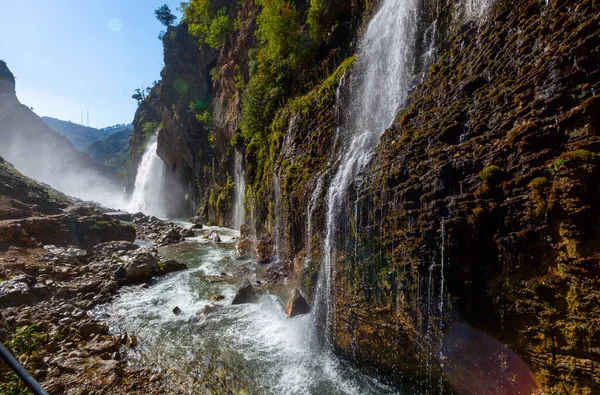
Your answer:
[108,18,122,32]
[439,324,541,395]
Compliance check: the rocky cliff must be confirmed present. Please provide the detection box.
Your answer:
[129,0,600,392]
[333,1,600,393]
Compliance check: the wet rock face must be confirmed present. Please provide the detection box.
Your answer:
[235,238,253,260]
[331,1,600,392]
[254,236,275,264]
[231,280,258,305]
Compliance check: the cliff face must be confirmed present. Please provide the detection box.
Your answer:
[332,0,600,392]
[0,61,122,208]
[128,24,218,218]
[131,0,599,391]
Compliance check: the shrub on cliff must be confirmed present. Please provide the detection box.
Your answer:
[182,0,237,50]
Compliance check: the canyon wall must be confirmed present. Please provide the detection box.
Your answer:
[128,0,600,392]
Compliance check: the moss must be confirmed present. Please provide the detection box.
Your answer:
[559,149,597,163]
[528,177,551,217]
[467,206,485,225]
[479,165,503,183]
[90,220,116,231]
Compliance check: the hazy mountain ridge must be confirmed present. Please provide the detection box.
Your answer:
[42,116,132,170]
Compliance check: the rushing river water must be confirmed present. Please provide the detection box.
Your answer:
[92,224,414,394]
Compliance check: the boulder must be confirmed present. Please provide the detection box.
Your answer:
[85,338,119,354]
[0,280,35,306]
[79,322,109,340]
[285,289,311,318]
[188,216,203,225]
[235,238,254,260]
[208,230,221,243]
[231,280,259,305]
[191,223,203,229]
[179,228,195,237]
[158,227,182,245]
[172,306,182,315]
[161,259,188,273]
[122,258,153,282]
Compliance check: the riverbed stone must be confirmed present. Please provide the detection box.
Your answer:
[208,230,221,243]
[231,280,259,304]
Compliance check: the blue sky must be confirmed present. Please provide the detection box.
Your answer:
[0,0,182,128]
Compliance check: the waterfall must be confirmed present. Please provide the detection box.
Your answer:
[273,171,281,261]
[129,138,169,217]
[310,0,420,347]
[232,149,246,230]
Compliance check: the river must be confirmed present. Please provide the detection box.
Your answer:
[92,223,418,394]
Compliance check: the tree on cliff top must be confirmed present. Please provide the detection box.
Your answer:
[155,4,177,27]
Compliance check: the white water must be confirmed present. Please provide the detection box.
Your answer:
[273,172,282,261]
[311,0,419,347]
[94,226,408,394]
[232,149,246,229]
[129,138,169,217]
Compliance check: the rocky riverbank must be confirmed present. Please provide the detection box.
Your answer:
[0,159,191,394]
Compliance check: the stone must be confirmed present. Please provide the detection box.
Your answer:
[192,223,203,229]
[92,241,139,255]
[162,259,188,273]
[208,230,221,243]
[158,227,182,245]
[179,228,195,237]
[235,238,254,260]
[285,289,310,318]
[173,306,182,315]
[79,322,109,340]
[123,260,152,282]
[85,338,119,354]
[86,358,120,386]
[188,216,203,225]
[125,334,138,348]
[210,294,225,301]
[0,280,34,306]
[231,280,259,305]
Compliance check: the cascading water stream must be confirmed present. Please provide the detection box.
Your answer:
[232,149,246,229]
[310,0,420,348]
[129,137,169,217]
[273,172,282,261]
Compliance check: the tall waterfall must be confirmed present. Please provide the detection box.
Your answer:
[129,138,169,217]
[232,149,246,230]
[311,0,420,347]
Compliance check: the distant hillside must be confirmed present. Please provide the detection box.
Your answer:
[43,117,132,171]
[42,117,113,150]
[86,127,132,170]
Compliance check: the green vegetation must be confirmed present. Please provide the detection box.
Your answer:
[549,149,597,174]
[155,4,177,27]
[181,0,239,51]
[0,324,46,395]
